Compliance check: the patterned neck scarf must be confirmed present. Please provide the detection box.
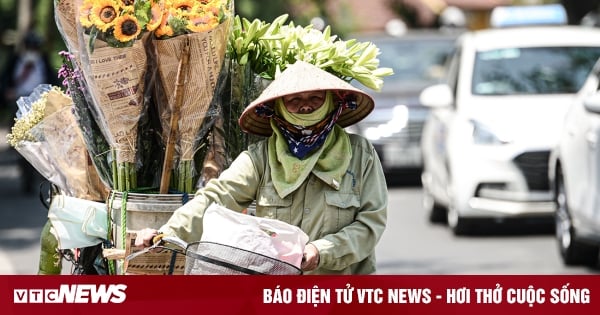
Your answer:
[258,91,357,197]
[272,92,343,159]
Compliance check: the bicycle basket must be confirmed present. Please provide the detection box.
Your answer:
[184,241,302,275]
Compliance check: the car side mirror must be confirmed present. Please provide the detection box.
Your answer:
[419,84,454,108]
[583,92,600,114]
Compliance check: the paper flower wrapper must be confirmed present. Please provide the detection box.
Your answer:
[153,1,233,193]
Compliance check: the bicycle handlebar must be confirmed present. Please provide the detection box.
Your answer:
[158,235,188,249]
[125,234,189,262]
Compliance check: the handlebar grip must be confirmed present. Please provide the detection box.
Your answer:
[152,233,165,245]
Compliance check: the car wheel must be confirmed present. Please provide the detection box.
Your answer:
[423,189,447,224]
[447,202,470,236]
[555,171,599,266]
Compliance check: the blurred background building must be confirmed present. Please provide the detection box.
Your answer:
[0,0,599,127]
[0,0,599,73]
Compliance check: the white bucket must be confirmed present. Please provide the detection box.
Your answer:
[108,191,192,274]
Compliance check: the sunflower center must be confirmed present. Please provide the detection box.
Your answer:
[121,0,135,5]
[121,19,139,36]
[100,7,117,23]
[176,5,192,11]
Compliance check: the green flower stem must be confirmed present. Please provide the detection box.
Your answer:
[178,161,185,193]
[174,160,195,194]
[111,151,118,191]
[186,161,194,193]
[113,159,137,192]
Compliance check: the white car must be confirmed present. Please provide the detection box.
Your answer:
[549,58,600,267]
[419,25,600,235]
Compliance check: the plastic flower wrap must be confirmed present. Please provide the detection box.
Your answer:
[58,50,114,189]
[73,0,160,191]
[151,0,234,193]
[6,85,109,201]
[54,0,81,62]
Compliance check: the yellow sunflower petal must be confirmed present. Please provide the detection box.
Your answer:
[146,3,163,32]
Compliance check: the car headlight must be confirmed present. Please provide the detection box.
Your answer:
[362,105,409,141]
[470,119,511,145]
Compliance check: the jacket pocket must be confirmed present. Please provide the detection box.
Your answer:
[256,186,293,223]
[323,191,360,234]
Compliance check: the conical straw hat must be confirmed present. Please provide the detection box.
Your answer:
[238,61,375,136]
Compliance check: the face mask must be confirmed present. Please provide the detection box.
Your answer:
[271,92,345,159]
[275,92,334,127]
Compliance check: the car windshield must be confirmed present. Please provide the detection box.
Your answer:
[472,46,600,95]
[376,37,455,92]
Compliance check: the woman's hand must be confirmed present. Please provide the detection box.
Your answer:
[134,228,159,248]
[300,243,320,271]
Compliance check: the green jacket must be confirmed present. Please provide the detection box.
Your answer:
[160,133,388,274]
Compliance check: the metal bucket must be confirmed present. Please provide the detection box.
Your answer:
[108,191,192,274]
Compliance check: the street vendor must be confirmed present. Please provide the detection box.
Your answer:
[135,61,388,274]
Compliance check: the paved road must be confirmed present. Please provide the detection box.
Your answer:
[0,152,47,274]
[1,122,598,275]
[0,125,49,274]
[376,186,598,274]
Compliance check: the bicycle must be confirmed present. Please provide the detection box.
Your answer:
[126,235,303,275]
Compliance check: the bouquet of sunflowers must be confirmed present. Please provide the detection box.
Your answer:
[45,0,235,274]
[151,0,233,193]
[50,0,234,194]
[8,0,392,275]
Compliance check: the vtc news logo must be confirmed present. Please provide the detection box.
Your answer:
[13,284,127,304]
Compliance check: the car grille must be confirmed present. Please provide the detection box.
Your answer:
[512,151,550,191]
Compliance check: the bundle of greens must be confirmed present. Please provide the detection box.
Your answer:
[223,14,393,161]
[228,14,393,91]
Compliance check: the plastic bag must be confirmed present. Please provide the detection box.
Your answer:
[47,194,108,249]
[201,203,309,268]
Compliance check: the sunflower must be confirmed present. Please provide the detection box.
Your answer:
[203,0,223,17]
[170,0,196,12]
[116,0,134,13]
[146,2,163,32]
[90,0,120,32]
[113,14,142,43]
[155,13,174,38]
[118,0,135,6]
[79,1,95,28]
[186,13,218,33]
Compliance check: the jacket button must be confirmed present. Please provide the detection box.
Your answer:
[304,208,310,214]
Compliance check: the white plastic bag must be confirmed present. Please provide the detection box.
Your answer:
[201,203,309,268]
[47,194,108,249]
